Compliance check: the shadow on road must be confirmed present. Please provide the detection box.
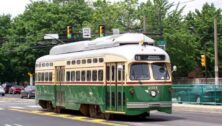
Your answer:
[40,108,184,123]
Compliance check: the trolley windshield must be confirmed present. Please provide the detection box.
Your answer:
[152,63,169,80]
[130,63,150,80]
[130,63,170,80]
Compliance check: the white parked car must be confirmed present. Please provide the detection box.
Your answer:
[0,85,5,96]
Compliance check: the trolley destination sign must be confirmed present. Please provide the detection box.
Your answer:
[135,55,165,61]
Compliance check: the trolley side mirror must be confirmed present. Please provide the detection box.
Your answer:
[172,65,177,73]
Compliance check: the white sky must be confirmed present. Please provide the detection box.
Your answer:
[0,0,222,18]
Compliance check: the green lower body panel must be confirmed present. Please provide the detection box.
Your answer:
[36,84,172,116]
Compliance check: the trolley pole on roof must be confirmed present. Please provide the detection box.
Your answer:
[214,17,219,85]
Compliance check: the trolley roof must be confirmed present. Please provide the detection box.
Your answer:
[37,44,170,63]
[49,33,154,55]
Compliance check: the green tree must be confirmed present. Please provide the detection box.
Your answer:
[186,3,222,77]
[0,0,93,82]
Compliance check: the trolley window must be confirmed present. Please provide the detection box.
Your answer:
[72,60,75,65]
[87,70,91,81]
[118,65,125,81]
[77,60,81,64]
[45,72,49,81]
[92,70,97,81]
[152,63,169,80]
[42,72,45,81]
[49,72,52,81]
[93,58,98,63]
[106,66,110,81]
[99,58,104,63]
[46,63,49,67]
[87,59,92,64]
[98,70,103,81]
[38,73,40,81]
[66,71,71,81]
[111,65,115,81]
[130,63,150,80]
[82,59,86,64]
[71,71,75,81]
[42,63,46,67]
[76,71,80,81]
[81,71,86,81]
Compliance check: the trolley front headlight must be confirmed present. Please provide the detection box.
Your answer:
[129,88,135,95]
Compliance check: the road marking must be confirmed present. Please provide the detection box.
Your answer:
[9,109,127,126]
[87,119,105,122]
[27,105,41,108]
[4,124,23,126]
[14,124,23,126]
[56,114,71,118]
[42,112,55,115]
[71,116,87,120]
[10,106,24,109]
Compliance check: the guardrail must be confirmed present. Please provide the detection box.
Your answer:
[172,84,222,105]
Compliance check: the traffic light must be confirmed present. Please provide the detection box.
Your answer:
[66,26,72,39]
[99,25,105,37]
[201,54,206,67]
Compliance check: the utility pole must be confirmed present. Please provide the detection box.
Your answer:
[214,17,219,85]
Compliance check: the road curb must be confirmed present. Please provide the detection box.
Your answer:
[173,103,222,113]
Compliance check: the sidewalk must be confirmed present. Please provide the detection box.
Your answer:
[173,103,222,113]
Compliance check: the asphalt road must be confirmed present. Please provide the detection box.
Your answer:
[1,94,222,126]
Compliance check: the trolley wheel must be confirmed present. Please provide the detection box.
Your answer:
[89,105,98,118]
[54,106,62,113]
[80,104,89,116]
[103,113,112,120]
[39,100,47,109]
[46,102,54,112]
[139,112,150,119]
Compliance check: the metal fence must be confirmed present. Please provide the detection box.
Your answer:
[173,78,222,84]
[172,84,222,105]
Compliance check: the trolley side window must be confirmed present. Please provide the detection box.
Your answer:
[76,71,80,81]
[130,63,150,80]
[81,71,86,81]
[152,63,170,80]
[92,70,97,81]
[71,71,75,81]
[118,65,125,81]
[49,72,52,81]
[87,70,91,81]
[106,66,110,81]
[98,70,103,81]
[45,72,49,81]
[66,71,71,81]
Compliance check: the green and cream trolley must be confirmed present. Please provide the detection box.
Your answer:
[35,33,173,119]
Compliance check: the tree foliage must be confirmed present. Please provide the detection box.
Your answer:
[0,0,221,83]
